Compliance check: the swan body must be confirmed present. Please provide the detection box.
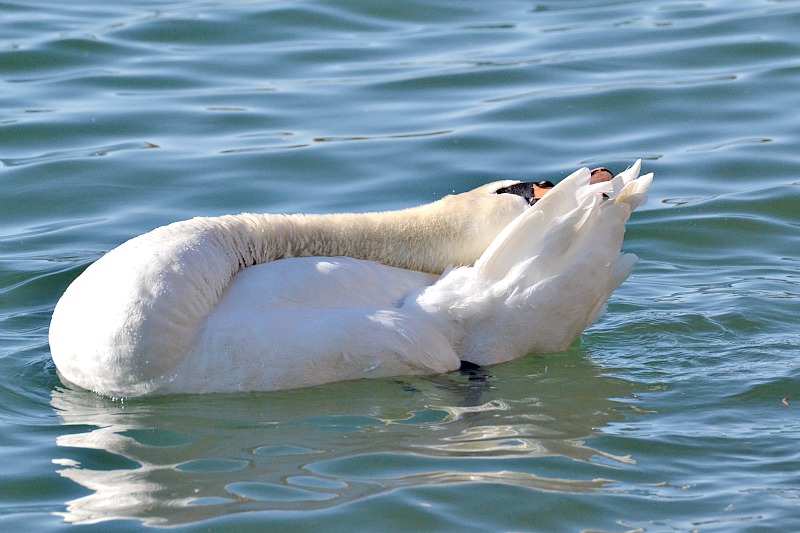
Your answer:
[50,162,652,397]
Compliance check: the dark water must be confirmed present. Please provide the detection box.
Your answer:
[2,0,799,530]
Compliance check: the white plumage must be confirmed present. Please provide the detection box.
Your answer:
[49,161,652,397]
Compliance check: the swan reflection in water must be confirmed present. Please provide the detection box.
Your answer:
[51,351,644,526]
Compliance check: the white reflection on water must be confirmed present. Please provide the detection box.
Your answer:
[50,353,641,526]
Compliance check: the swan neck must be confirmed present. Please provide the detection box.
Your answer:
[227,204,467,274]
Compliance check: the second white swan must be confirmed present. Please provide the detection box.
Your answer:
[50,161,652,397]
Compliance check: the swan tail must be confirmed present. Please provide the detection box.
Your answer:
[430,161,652,365]
[476,160,649,280]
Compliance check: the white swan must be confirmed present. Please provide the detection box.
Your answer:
[49,161,652,397]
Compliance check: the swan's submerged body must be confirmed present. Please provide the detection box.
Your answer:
[50,162,652,397]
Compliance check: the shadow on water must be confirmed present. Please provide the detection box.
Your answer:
[49,349,642,526]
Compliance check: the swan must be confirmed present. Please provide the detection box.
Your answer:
[49,161,652,398]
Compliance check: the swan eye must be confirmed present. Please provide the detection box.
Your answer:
[496,181,555,205]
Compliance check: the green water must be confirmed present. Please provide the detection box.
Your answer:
[2,0,799,531]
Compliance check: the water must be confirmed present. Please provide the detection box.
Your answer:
[2,0,799,530]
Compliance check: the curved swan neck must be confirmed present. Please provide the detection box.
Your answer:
[220,202,487,274]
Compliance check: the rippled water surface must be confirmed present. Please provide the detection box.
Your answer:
[2,0,800,531]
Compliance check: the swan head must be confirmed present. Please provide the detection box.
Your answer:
[439,174,604,251]
[412,178,563,270]
[437,178,556,214]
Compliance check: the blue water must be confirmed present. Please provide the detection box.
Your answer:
[2,0,799,530]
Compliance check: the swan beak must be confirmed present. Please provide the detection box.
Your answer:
[531,181,554,204]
